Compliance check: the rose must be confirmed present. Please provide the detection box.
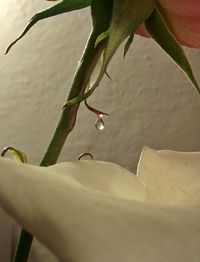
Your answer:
[0,147,200,261]
[137,0,200,48]
[5,0,200,97]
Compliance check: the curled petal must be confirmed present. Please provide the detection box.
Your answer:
[0,148,200,260]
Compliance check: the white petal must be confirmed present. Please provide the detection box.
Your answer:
[0,156,200,261]
[137,147,200,206]
[46,160,145,201]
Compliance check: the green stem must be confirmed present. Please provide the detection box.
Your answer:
[12,230,33,262]
[12,0,113,257]
[12,28,103,262]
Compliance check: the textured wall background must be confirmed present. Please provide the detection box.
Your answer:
[0,1,200,260]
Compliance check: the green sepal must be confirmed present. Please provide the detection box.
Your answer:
[145,8,200,94]
[5,0,91,54]
[91,0,113,30]
[63,84,96,108]
[62,0,113,107]
[64,0,155,107]
[100,0,154,77]
[85,100,109,116]
[124,34,134,58]
[95,31,109,47]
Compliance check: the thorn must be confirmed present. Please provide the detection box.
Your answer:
[106,71,112,80]
[84,100,109,116]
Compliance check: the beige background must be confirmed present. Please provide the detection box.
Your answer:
[0,1,200,260]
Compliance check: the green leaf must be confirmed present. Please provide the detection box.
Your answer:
[5,0,91,53]
[145,8,200,94]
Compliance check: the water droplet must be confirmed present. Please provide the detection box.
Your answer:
[78,152,93,160]
[95,115,105,130]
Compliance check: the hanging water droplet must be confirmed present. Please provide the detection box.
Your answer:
[95,114,105,130]
[95,118,105,130]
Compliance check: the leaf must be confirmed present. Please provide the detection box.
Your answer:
[5,0,91,53]
[145,8,200,94]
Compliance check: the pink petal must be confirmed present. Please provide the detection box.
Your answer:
[157,0,200,47]
[136,1,200,48]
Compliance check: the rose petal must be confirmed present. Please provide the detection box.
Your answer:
[157,0,200,17]
[157,0,200,47]
[137,1,200,47]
